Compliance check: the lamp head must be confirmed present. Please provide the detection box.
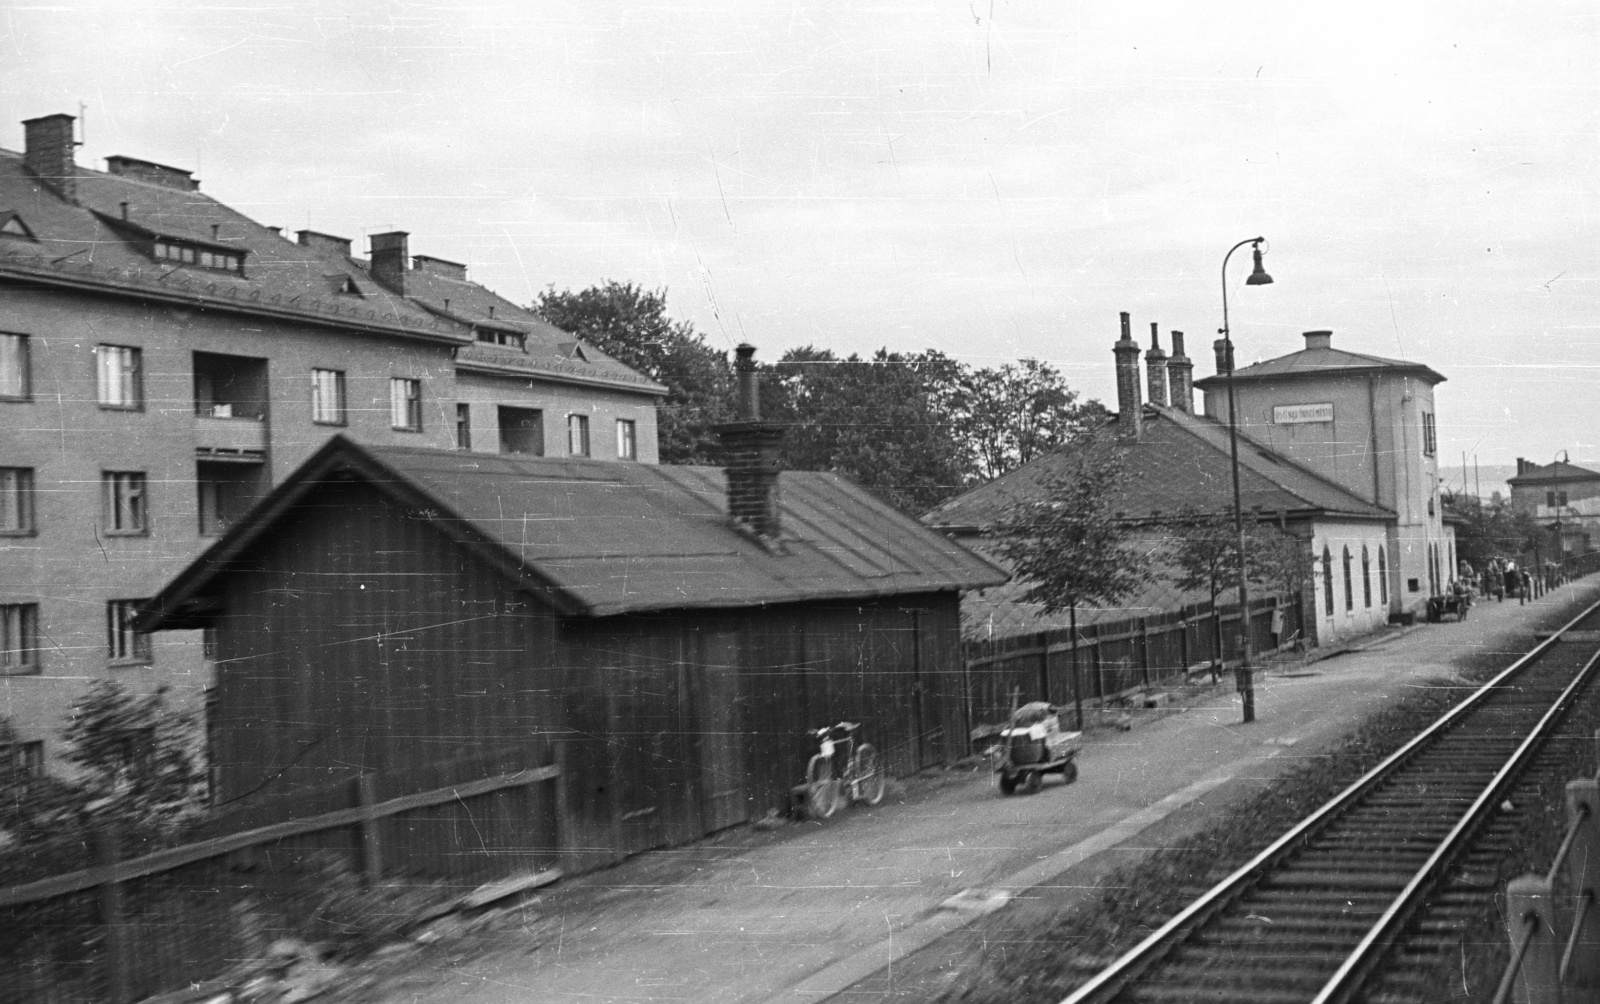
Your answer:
[1245,242,1273,286]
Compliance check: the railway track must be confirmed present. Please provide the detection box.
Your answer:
[1062,597,1600,1004]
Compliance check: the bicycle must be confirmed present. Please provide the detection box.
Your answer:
[802,721,886,819]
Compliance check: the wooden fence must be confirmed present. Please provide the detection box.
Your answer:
[963,592,1304,733]
[1,749,560,1004]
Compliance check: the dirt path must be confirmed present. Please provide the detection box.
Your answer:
[366,579,1600,1004]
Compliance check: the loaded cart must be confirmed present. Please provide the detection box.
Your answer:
[994,702,1082,795]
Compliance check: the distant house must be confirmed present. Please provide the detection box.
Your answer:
[1508,456,1600,558]
[926,314,1454,647]
[139,349,1004,872]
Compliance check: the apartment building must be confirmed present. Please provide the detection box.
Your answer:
[0,113,664,770]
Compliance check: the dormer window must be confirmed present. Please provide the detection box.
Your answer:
[153,240,242,273]
[0,212,36,241]
[339,276,362,295]
[475,329,525,350]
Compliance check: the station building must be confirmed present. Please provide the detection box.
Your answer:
[926,315,1456,650]
[0,113,664,772]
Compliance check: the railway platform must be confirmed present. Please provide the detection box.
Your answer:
[370,575,1600,1004]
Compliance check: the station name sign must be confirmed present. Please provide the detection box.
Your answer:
[1273,402,1334,425]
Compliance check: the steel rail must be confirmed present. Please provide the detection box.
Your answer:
[1311,641,1600,1003]
[1060,594,1600,1004]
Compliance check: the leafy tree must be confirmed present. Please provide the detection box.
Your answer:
[0,717,86,866]
[61,680,205,836]
[957,359,1107,480]
[765,347,973,513]
[1443,492,1544,570]
[535,281,734,463]
[993,450,1149,722]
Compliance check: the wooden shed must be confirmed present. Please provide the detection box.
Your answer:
[140,433,1005,874]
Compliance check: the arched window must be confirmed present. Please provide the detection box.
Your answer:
[1362,546,1372,608]
[1378,547,1389,605]
[1323,545,1334,616]
[1343,546,1354,611]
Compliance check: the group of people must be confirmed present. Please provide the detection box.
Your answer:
[1459,558,1566,606]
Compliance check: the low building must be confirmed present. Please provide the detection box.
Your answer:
[138,349,1005,871]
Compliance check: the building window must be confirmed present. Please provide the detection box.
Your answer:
[616,419,637,461]
[311,369,346,425]
[1361,546,1372,608]
[1,603,40,675]
[1322,546,1334,616]
[567,414,590,457]
[475,329,525,350]
[1421,412,1437,457]
[103,472,148,535]
[2,740,44,777]
[390,378,422,431]
[107,600,152,664]
[1378,547,1388,605]
[0,333,29,400]
[1548,490,1569,509]
[0,467,34,534]
[1342,546,1354,612]
[498,407,544,455]
[153,240,242,273]
[455,403,472,450]
[96,345,142,409]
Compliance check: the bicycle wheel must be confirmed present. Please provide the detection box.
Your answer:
[852,744,886,806]
[806,756,840,819]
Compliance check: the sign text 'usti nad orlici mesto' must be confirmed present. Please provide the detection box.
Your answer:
[1272,402,1334,424]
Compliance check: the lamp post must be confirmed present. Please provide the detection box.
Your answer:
[1221,237,1273,724]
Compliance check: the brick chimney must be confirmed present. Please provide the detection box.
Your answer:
[717,344,785,541]
[1167,331,1194,413]
[413,255,467,280]
[1114,312,1142,439]
[1304,330,1333,350]
[22,114,78,202]
[105,156,198,191]
[1145,322,1168,408]
[1516,458,1528,476]
[368,231,410,293]
[297,230,353,257]
[1213,337,1234,376]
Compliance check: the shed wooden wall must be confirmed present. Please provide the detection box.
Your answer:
[207,479,561,802]
[204,479,969,876]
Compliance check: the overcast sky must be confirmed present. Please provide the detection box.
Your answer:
[3,1,1595,470]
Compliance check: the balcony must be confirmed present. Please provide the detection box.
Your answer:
[195,412,267,462]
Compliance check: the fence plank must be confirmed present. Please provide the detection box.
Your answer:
[96,826,130,1004]
[356,773,382,887]
[0,763,559,909]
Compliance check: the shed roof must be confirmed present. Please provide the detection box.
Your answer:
[141,438,1007,629]
[922,404,1394,532]
[1507,460,1600,487]
[1193,344,1444,388]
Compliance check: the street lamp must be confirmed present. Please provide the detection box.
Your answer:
[1221,237,1273,724]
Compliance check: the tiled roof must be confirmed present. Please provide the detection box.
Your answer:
[0,148,460,342]
[141,438,1008,626]
[922,405,1394,531]
[400,266,666,393]
[1193,345,1444,388]
[1508,460,1600,486]
[0,147,664,396]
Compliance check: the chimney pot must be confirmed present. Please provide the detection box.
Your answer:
[1167,330,1194,413]
[734,343,760,420]
[1113,312,1143,438]
[1213,338,1234,376]
[369,231,410,294]
[1145,322,1169,408]
[1303,330,1333,350]
[22,113,78,202]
